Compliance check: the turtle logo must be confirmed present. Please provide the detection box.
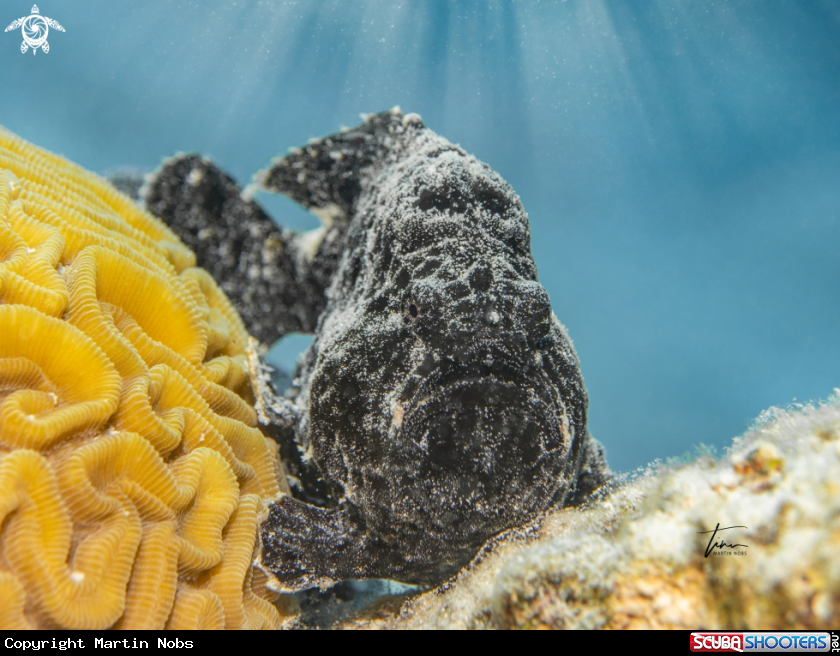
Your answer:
[5,5,64,55]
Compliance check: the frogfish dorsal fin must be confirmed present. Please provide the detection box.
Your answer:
[249,108,425,221]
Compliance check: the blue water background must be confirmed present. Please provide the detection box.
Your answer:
[3,0,838,472]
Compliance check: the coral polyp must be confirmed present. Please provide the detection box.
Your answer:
[0,127,288,629]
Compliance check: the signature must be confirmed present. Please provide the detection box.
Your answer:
[697,523,749,557]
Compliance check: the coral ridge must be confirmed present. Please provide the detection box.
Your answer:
[0,127,287,630]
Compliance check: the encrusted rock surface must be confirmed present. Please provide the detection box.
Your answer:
[334,394,840,629]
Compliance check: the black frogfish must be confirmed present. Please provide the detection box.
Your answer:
[144,108,610,590]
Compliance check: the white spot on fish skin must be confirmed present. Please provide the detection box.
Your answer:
[70,571,85,583]
[240,184,257,202]
[310,203,343,229]
[186,169,204,186]
[392,402,405,429]
[487,310,501,324]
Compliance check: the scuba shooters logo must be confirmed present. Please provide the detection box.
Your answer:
[4,5,64,54]
[690,632,835,653]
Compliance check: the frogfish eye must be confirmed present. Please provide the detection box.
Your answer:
[409,303,419,318]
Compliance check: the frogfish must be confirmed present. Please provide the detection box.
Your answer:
[144,108,611,590]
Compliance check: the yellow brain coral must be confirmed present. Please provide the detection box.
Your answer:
[0,127,289,630]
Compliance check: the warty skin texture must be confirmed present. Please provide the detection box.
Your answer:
[145,109,610,590]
